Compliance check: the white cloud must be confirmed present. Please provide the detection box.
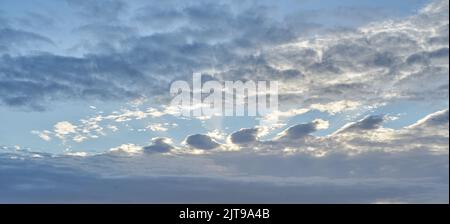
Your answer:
[229,128,260,145]
[31,130,52,141]
[31,0,448,148]
[144,137,174,154]
[310,100,361,115]
[109,144,143,155]
[262,0,448,115]
[66,151,88,157]
[221,109,449,157]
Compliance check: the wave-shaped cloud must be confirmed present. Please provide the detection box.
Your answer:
[0,0,447,111]
[1,110,448,203]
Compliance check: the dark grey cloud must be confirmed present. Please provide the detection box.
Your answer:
[133,5,185,29]
[0,28,53,53]
[407,47,449,65]
[412,109,449,128]
[230,128,259,144]
[185,134,220,150]
[0,140,448,203]
[338,115,385,134]
[1,109,448,203]
[212,149,449,182]
[144,138,174,153]
[0,54,153,109]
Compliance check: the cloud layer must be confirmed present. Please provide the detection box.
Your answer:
[0,0,447,111]
[1,108,448,203]
[0,0,448,203]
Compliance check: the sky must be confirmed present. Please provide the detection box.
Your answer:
[0,0,448,203]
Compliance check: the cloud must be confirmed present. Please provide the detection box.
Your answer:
[31,130,52,142]
[0,0,448,204]
[185,134,220,150]
[0,54,147,109]
[0,0,312,110]
[66,0,127,22]
[54,121,77,140]
[31,106,177,144]
[230,128,260,144]
[16,12,56,30]
[147,123,178,132]
[277,119,329,140]
[335,115,385,134]
[0,28,53,54]
[147,123,168,132]
[262,0,449,115]
[328,110,449,155]
[144,138,174,154]
[65,151,88,157]
[309,100,361,115]
[408,109,449,129]
[109,144,143,155]
[0,0,447,113]
[76,24,137,44]
[0,129,448,203]
[1,108,449,203]
[218,109,448,156]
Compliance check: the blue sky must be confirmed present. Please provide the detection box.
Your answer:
[0,0,448,203]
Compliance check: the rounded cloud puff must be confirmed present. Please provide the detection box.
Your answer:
[185,134,220,150]
[335,115,385,134]
[144,137,174,153]
[411,109,449,128]
[278,119,329,140]
[230,128,259,144]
